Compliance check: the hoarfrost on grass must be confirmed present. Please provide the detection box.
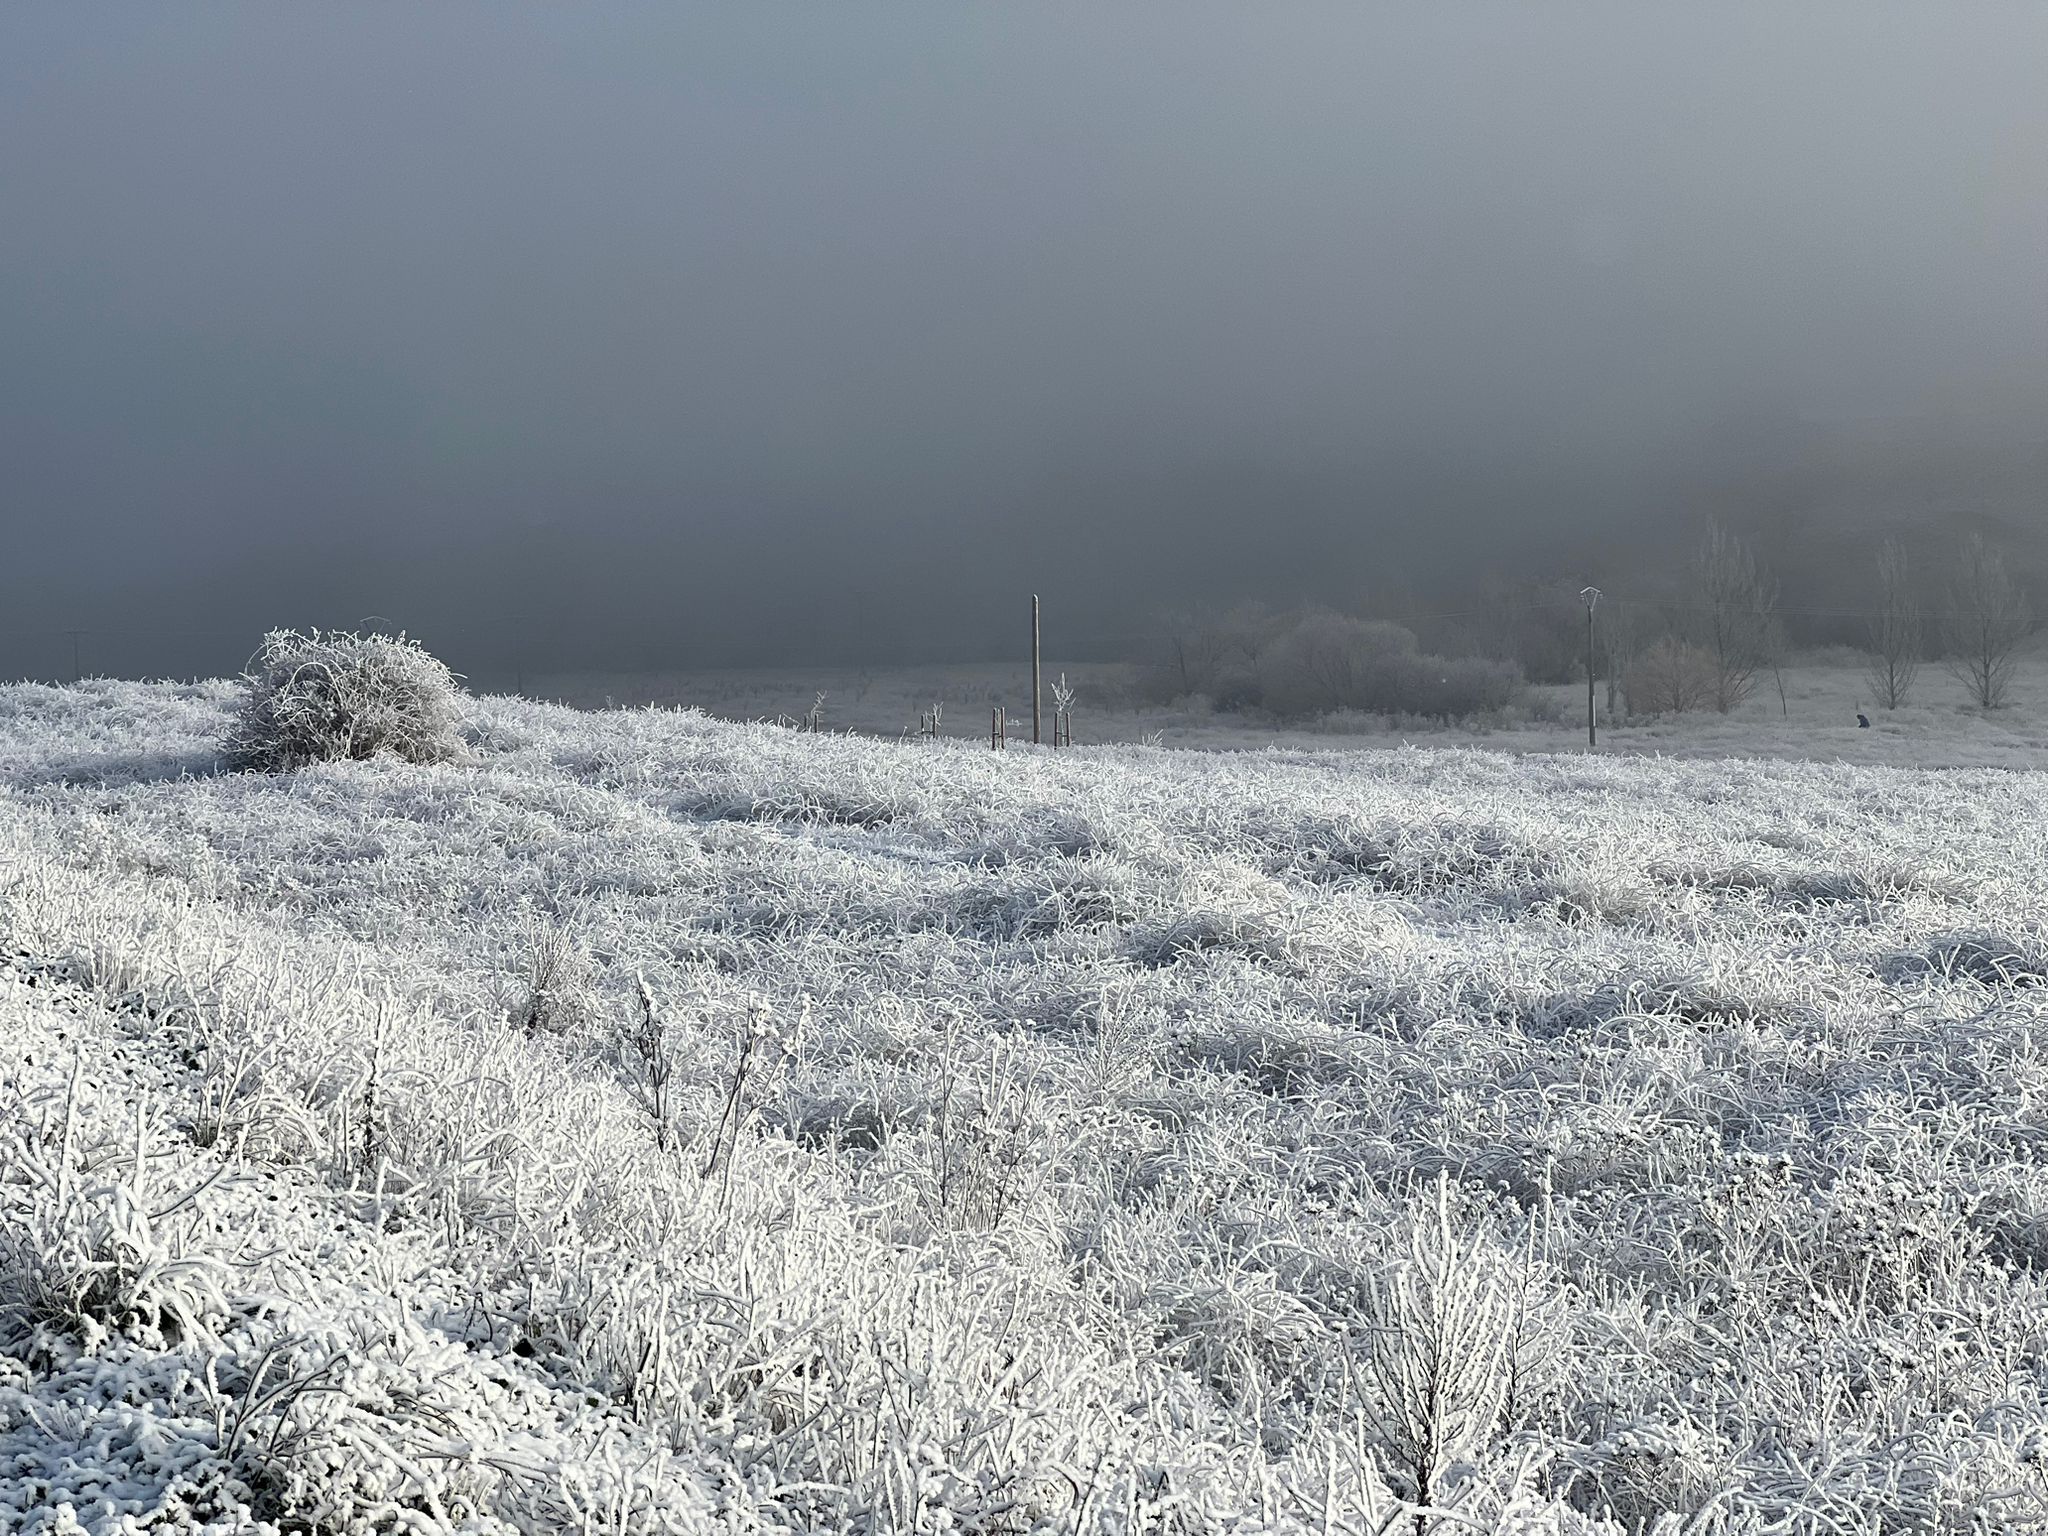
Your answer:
[1,678,2047,1532]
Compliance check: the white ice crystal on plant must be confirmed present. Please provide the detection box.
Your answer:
[0,677,2044,1532]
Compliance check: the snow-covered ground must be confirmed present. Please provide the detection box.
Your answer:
[4,678,2048,1532]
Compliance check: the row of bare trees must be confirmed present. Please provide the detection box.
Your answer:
[1609,522,2034,715]
[1588,523,1782,717]
[1147,522,2035,723]
[1862,530,2034,709]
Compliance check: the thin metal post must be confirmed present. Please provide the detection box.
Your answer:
[1031,594,1042,745]
[1580,587,1601,749]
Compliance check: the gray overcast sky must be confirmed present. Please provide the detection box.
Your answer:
[4,4,2046,677]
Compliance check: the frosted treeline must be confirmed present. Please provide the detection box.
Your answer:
[3,678,2048,1533]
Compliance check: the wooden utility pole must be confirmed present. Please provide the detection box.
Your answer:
[1580,587,1601,748]
[1031,594,1042,745]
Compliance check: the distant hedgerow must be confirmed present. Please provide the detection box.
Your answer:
[1146,607,1523,721]
[225,628,465,772]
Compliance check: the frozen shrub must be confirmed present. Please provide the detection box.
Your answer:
[1396,653,1523,719]
[515,918,593,1036]
[1623,636,1717,715]
[1259,613,1415,717]
[225,628,465,772]
[1146,603,1280,706]
[1262,612,1522,721]
[1146,607,1522,720]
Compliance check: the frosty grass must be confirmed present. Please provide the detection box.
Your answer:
[3,678,2047,1533]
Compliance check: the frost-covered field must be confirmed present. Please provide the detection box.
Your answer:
[4,679,2048,1533]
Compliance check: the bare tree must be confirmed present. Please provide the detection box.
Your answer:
[1159,610,1227,698]
[1766,620,1791,720]
[1599,601,1652,718]
[1943,531,2033,708]
[1692,521,1778,713]
[1282,610,1380,712]
[1862,536,1921,709]
[1156,606,1268,703]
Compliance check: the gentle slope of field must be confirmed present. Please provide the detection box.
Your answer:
[3,679,2048,1533]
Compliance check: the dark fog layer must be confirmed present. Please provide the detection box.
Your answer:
[4,5,2045,682]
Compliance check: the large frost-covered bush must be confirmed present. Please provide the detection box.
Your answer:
[225,628,465,772]
[1623,635,1717,715]
[1153,608,1523,721]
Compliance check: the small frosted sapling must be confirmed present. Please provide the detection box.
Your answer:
[1050,673,1077,748]
[1358,1178,1534,1514]
[625,974,676,1154]
[706,999,793,1208]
